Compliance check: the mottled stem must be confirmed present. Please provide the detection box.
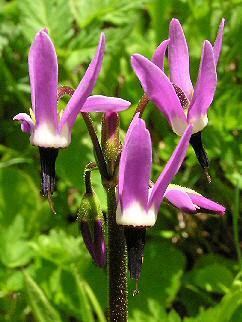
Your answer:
[134,93,149,117]
[106,186,128,322]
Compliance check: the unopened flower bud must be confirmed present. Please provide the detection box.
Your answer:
[78,191,106,267]
[101,112,121,172]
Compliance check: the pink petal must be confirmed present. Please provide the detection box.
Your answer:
[81,95,131,113]
[152,39,169,71]
[148,125,192,211]
[164,185,226,215]
[168,18,193,100]
[213,18,225,66]
[164,188,198,213]
[119,116,152,211]
[59,33,105,131]
[188,193,226,215]
[13,113,34,133]
[28,30,58,128]
[131,54,187,133]
[188,41,217,121]
[119,113,140,196]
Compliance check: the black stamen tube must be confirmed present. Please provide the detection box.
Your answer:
[39,147,59,196]
[124,227,146,280]
[189,131,209,169]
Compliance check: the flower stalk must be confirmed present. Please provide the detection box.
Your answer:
[134,93,149,117]
[81,112,110,181]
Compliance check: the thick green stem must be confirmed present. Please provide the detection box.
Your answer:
[106,186,128,322]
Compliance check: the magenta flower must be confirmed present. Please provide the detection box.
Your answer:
[117,115,192,279]
[13,30,130,196]
[131,18,224,171]
[117,114,225,279]
[117,115,193,227]
[14,30,130,148]
[132,18,224,136]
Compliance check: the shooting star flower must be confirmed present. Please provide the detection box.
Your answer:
[117,114,225,280]
[131,18,224,173]
[14,30,130,198]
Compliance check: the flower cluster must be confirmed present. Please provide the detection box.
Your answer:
[13,19,226,281]
[131,18,224,172]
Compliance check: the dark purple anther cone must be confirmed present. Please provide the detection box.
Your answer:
[189,131,209,170]
[80,220,106,268]
[124,227,146,280]
[39,147,59,196]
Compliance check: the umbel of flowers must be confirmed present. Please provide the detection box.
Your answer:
[13,18,226,322]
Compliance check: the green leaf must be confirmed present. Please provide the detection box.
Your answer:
[24,271,62,322]
[18,0,73,47]
[128,241,185,315]
[83,281,106,322]
[190,263,234,294]
[184,289,242,322]
[30,229,89,268]
[0,215,33,268]
[130,299,182,322]
[0,269,24,297]
[69,0,150,28]
[0,167,40,226]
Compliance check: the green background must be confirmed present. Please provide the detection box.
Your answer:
[0,0,241,321]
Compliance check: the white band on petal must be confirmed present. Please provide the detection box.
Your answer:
[116,202,157,227]
[171,117,188,136]
[190,114,208,134]
[30,122,71,148]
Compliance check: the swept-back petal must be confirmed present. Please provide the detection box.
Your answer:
[119,116,152,211]
[59,33,105,131]
[164,184,226,215]
[152,39,169,71]
[188,193,225,215]
[119,113,140,196]
[188,41,217,123]
[213,18,225,66]
[28,30,58,127]
[13,113,34,133]
[164,188,198,213]
[148,125,192,211]
[81,95,131,113]
[131,54,187,135]
[168,18,193,100]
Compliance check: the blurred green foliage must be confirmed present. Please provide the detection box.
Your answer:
[0,0,241,321]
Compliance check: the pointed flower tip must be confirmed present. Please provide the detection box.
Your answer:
[170,18,182,29]
[34,28,53,48]
[204,39,213,49]
[100,32,106,41]
[42,27,49,34]
[219,207,226,216]
[131,54,138,64]
[131,54,150,72]
[171,17,180,24]
[99,32,106,49]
